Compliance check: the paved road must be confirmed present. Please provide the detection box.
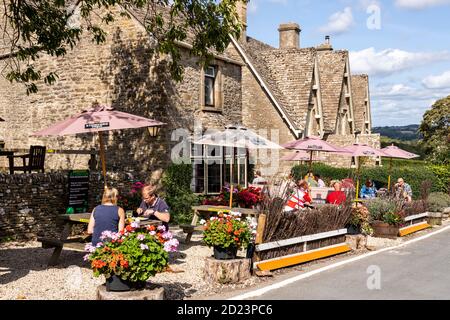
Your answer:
[252,227,450,300]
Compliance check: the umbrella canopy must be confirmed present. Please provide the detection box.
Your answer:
[381,145,419,159]
[32,106,164,136]
[32,105,165,187]
[282,136,341,152]
[194,125,283,150]
[381,144,420,190]
[281,151,326,161]
[342,143,386,157]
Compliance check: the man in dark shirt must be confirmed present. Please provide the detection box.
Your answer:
[136,185,171,229]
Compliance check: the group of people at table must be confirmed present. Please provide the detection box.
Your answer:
[87,185,171,247]
[282,172,413,212]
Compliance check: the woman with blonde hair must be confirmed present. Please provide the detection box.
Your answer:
[88,187,125,246]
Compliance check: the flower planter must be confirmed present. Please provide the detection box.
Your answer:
[213,246,238,260]
[370,221,399,239]
[106,275,147,292]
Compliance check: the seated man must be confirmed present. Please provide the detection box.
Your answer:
[252,170,267,186]
[326,181,347,205]
[136,185,171,230]
[360,179,377,199]
[394,178,413,202]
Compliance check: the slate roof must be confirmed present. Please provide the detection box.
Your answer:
[241,37,317,131]
[316,49,347,132]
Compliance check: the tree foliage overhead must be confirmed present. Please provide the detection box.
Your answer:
[419,95,450,165]
[0,0,247,94]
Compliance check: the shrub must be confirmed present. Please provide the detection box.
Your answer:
[428,165,450,194]
[365,198,401,222]
[427,192,450,212]
[349,205,373,235]
[161,163,200,224]
[402,200,428,217]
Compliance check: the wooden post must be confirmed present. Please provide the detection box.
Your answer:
[98,132,107,188]
[255,213,266,245]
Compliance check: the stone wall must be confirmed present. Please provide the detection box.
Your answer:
[0,171,150,241]
[0,5,242,176]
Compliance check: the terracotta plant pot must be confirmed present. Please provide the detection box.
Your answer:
[213,246,238,260]
[370,221,399,239]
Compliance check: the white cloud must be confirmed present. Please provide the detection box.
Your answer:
[422,70,450,89]
[349,47,450,76]
[319,7,355,35]
[395,0,450,9]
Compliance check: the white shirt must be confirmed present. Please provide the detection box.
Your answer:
[317,179,326,188]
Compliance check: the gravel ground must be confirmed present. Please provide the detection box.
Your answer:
[0,227,262,300]
[1,220,447,300]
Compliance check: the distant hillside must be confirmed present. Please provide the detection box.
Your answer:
[372,124,421,141]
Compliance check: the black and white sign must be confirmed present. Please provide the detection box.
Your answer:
[68,170,90,213]
[85,122,110,129]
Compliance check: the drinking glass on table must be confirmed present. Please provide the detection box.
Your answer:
[126,210,133,223]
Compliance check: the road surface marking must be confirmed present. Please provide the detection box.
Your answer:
[228,224,450,300]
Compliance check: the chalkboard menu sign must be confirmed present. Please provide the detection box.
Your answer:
[68,170,90,214]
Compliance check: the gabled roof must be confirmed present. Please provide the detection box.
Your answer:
[316,50,347,132]
[241,37,316,131]
[351,74,369,132]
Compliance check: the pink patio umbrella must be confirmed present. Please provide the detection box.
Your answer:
[381,144,420,190]
[282,136,344,171]
[32,105,165,187]
[281,150,326,162]
[342,143,387,200]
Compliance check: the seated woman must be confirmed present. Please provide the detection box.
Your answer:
[326,181,347,205]
[284,179,313,212]
[360,180,377,199]
[88,187,125,247]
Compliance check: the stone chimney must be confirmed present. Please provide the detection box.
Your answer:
[316,35,333,51]
[236,1,247,42]
[278,23,301,49]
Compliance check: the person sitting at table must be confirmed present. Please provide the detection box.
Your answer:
[315,174,326,188]
[88,187,125,247]
[304,171,318,187]
[136,185,171,230]
[360,179,377,199]
[394,178,413,203]
[284,179,313,212]
[252,170,267,186]
[326,181,347,205]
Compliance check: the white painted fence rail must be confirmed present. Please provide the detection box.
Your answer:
[255,229,348,252]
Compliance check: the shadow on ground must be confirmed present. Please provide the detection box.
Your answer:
[0,245,89,285]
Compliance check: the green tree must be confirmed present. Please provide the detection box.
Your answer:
[419,95,450,164]
[0,0,246,94]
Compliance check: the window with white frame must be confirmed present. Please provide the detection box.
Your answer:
[204,66,216,107]
[191,143,249,195]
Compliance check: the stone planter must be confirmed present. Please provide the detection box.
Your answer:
[370,221,399,239]
[213,246,238,260]
[427,212,443,226]
[443,207,450,220]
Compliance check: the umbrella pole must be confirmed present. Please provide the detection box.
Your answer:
[388,157,393,191]
[309,151,313,172]
[355,158,360,201]
[98,132,107,188]
[229,147,235,209]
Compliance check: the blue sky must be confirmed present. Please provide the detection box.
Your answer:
[245,0,450,126]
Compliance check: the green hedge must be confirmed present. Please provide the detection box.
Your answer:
[160,163,200,224]
[291,162,446,199]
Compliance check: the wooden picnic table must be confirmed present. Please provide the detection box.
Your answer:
[181,205,259,243]
[38,213,161,266]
